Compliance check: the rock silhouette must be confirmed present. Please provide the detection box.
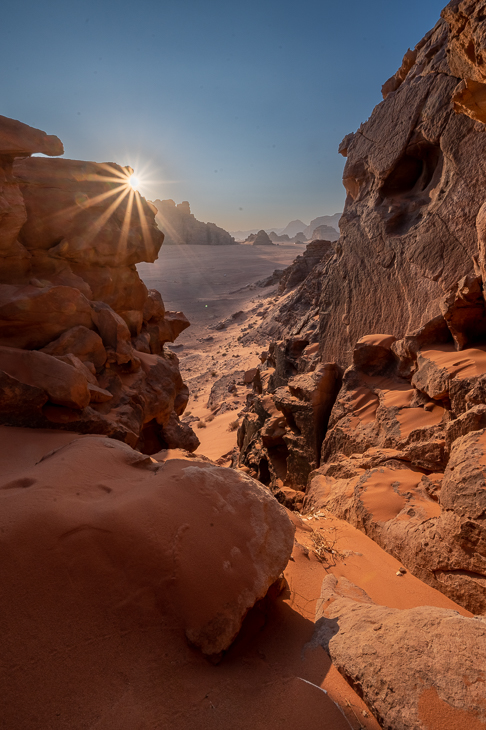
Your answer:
[153,198,236,245]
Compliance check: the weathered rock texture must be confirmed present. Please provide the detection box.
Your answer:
[311,575,486,730]
[237,341,342,508]
[0,435,295,726]
[237,2,486,615]
[278,240,335,293]
[248,8,486,366]
[304,311,486,614]
[0,115,197,453]
[153,199,236,245]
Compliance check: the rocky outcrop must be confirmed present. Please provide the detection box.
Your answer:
[236,2,486,615]
[237,340,342,508]
[278,240,335,293]
[443,0,486,123]
[249,12,486,366]
[303,290,486,613]
[252,229,275,246]
[0,115,197,453]
[327,16,486,365]
[311,575,486,730]
[153,199,236,245]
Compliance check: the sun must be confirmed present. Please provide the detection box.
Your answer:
[128,174,140,191]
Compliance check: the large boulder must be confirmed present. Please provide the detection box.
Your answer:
[0,283,93,349]
[312,575,486,730]
[0,435,295,727]
[0,437,294,655]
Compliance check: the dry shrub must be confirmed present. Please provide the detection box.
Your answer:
[196,420,207,429]
[228,419,239,431]
[310,526,339,562]
[205,414,215,423]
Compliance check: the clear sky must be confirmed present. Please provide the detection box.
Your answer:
[3,0,447,231]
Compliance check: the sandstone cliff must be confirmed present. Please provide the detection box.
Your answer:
[153,198,236,245]
[0,116,198,453]
[237,1,486,619]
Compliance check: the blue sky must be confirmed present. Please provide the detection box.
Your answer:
[3,0,446,230]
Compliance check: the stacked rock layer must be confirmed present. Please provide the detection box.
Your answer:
[0,115,198,453]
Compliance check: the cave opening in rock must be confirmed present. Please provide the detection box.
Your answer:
[258,457,271,486]
[381,142,441,198]
[267,444,289,482]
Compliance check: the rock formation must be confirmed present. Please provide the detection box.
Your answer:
[237,1,486,616]
[303,213,340,240]
[268,231,291,242]
[153,199,236,245]
[252,229,275,246]
[309,224,339,242]
[278,219,306,238]
[0,115,197,453]
[311,575,486,730]
[262,12,486,366]
[304,306,486,614]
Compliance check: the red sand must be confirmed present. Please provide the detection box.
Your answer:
[349,387,379,423]
[395,404,444,438]
[421,343,486,379]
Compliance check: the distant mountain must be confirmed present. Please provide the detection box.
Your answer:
[268,232,291,242]
[252,230,275,246]
[230,228,261,241]
[278,219,307,238]
[309,224,340,242]
[152,199,236,245]
[230,212,342,242]
[303,213,341,239]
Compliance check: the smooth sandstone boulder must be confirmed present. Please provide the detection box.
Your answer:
[0,437,295,658]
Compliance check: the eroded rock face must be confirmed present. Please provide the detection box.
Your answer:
[327,17,486,365]
[250,11,486,366]
[0,115,197,453]
[305,313,486,614]
[237,340,342,506]
[311,575,486,730]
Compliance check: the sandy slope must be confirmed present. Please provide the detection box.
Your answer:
[139,242,297,462]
